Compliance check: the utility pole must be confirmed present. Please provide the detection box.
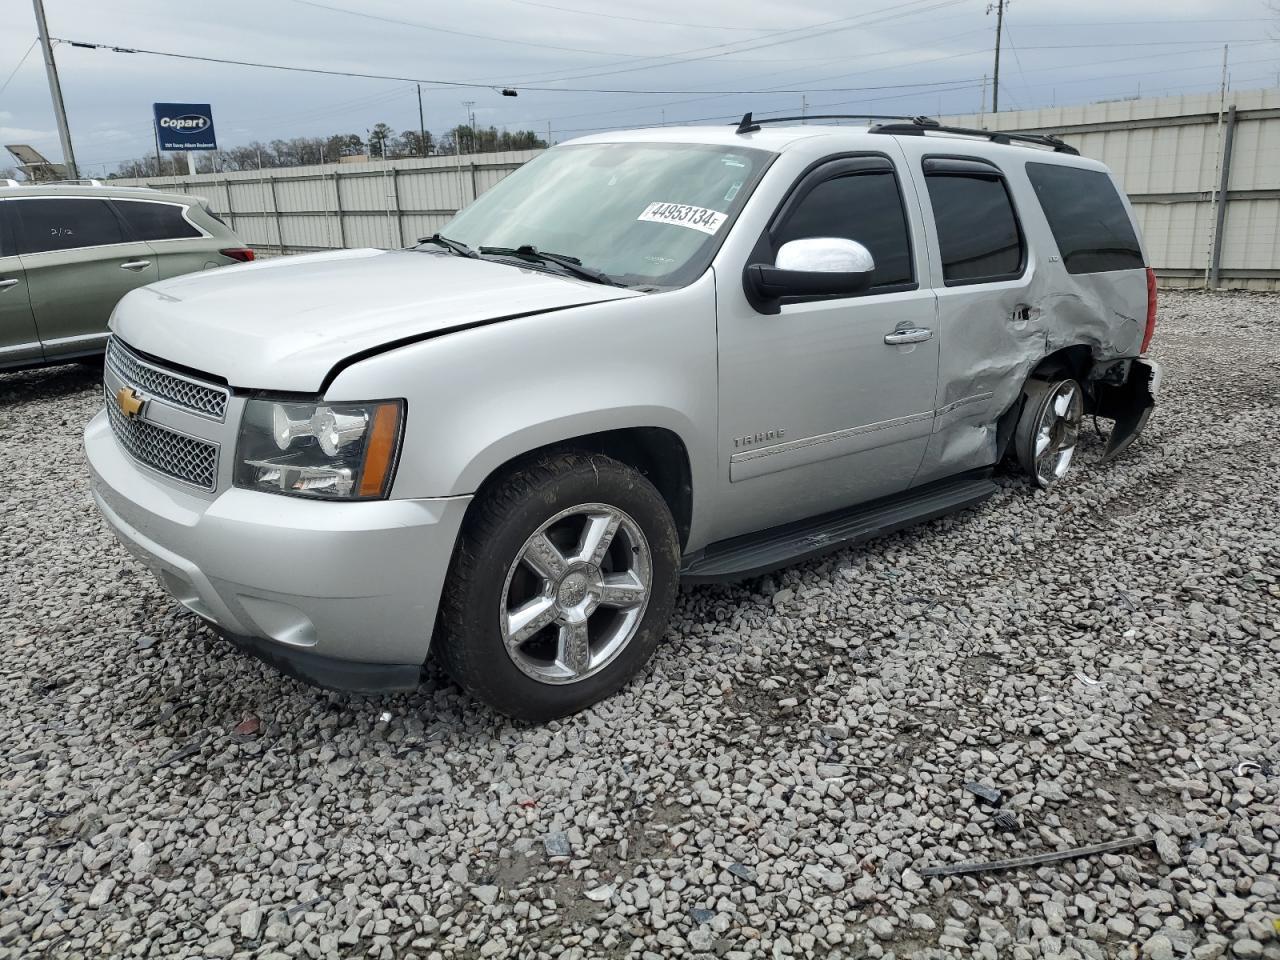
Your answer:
[988,0,1006,114]
[801,95,808,124]
[417,84,427,157]
[462,99,476,154]
[32,0,78,178]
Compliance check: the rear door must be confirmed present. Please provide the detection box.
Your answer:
[14,196,159,358]
[111,197,218,279]
[900,150,1038,486]
[0,201,42,367]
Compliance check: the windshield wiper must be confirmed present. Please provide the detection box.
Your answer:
[418,233,478,258]
[478,244,622,287]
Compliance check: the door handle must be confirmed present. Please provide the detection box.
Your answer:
[0,278,18,291]
[884,327,934,345]
[120,260,152,272]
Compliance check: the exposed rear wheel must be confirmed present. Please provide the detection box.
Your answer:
[1015,378,1084,488]
[436,451,680,721]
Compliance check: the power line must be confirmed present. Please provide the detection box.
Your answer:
[1001,22,1030,110]
[1014,39,1271,49]
[0,38,38,97]
[511,26,994,122]
[53,37,984,95]
[494,0,969,87]
[488,0,791,32]
[282,0,656,60]
[555,80,985,136]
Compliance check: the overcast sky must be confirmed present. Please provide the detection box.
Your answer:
[1,0,1276,175]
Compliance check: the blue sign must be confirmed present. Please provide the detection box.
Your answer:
[153,102,217,151]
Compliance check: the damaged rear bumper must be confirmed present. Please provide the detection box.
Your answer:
[1095,357,1161,461]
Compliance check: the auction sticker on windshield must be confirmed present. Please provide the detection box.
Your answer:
[638,202,727,235]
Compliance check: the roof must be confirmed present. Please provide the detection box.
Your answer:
[0,182,200,204]
[568,124,849,152]
[566,118,1087,162]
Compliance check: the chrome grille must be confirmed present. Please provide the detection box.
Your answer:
[106,338,228,420]
[106,390,219,491]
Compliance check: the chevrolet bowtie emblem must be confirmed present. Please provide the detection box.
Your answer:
[115,386,146,419]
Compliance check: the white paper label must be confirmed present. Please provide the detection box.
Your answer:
[637,201,727,235]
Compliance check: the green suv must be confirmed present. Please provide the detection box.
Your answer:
[0,182,252,371]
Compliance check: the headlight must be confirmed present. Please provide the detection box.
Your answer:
[235,399,404,500]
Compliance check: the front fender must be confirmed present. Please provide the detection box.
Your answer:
[324,274,720,546]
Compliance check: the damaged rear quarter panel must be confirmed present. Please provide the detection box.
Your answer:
[891,138,1149,486]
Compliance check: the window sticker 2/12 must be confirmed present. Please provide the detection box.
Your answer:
[637,202,727,235]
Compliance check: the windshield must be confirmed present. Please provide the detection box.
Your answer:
[437,142,774,289]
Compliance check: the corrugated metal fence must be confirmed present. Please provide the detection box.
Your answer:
[117,88,1280,289]
[117,149,542,254]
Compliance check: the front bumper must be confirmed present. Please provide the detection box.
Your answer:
[85,409,471,692]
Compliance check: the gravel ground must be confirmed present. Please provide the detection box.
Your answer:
[1,290,1278,960]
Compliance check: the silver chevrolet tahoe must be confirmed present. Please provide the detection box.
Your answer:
[85,116,1159,721]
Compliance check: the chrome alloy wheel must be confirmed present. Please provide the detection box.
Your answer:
[1032,379,1084,485]
[499,503,652,684]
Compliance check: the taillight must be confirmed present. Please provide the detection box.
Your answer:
[1141,266,1157,353]
[220,248,255,263]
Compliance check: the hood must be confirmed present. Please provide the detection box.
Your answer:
[111,248,640,392]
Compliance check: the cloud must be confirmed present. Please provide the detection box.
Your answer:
[1,0,1272,172]
[0,125,58,144]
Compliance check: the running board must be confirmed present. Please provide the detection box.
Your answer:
[680,473,998,584]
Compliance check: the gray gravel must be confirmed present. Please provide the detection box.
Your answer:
[2,290,1278,960]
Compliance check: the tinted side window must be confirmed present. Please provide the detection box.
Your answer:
[924,171,1024,284]
[14,198,126,254]
[0,204,12,257]
[114,200,202,241]
[775,171,914,289]
[1025,162,1143,274]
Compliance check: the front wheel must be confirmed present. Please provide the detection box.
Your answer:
[1014,377,1084,488]
[436,451,680,721]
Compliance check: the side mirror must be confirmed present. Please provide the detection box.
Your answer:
[745,238,876,304]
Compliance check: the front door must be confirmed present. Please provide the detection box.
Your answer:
[0,202,42,367]
[714,154,940,540]
[13,196,159,360]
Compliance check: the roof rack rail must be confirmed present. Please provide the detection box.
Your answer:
[42,177,107,186]
[867,119,1078,154]
[1,178,20,187]
[734,112,936,135]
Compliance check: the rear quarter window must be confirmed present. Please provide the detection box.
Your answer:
[113,200,203,241]
[1025,162,1144,274]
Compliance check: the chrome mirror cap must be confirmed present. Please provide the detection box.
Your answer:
[775,237,876,274]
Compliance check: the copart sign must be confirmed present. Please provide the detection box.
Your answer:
[153,103,217,151]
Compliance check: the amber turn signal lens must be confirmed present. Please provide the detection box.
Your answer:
[358,402,403,497]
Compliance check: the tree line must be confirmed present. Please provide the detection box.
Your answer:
[107,123,548,179]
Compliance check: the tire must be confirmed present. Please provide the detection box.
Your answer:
[1014,377,1084,488]
[436,451,680,722]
